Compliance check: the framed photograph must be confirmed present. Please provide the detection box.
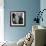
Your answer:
[10,11,26,27]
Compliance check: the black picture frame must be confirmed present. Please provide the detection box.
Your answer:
[10,11,26,27]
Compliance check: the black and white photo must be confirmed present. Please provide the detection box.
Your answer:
[10,11,26,26]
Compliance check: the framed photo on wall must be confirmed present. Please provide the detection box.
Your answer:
[10,11,26,27]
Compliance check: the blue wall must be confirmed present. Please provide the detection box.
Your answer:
[40,0,46,27]
[4,0,40,42]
